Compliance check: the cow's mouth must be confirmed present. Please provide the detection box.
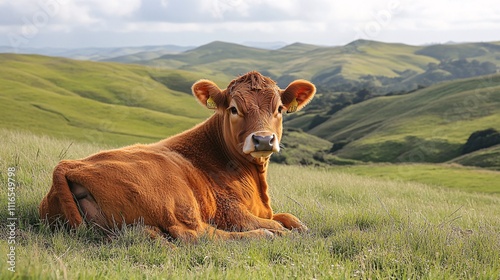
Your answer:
[250,151,274,158]
[243,132,280,158]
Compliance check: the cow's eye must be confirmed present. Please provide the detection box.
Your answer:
[229,107,238,115]
[278,105,284,114]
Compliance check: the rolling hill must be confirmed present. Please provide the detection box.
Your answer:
[304,73,500,167]
[134,40,500,93]
[0,53,212,146]
[0,45,193,61]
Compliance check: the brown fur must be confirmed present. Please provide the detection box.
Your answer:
[39,71,316,242]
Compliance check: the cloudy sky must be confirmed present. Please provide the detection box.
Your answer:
[1,0,499,50]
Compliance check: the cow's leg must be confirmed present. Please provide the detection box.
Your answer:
[272,213,308,232]
[222,206,291,233]
[166,223,274,242]
[69,182,108,229]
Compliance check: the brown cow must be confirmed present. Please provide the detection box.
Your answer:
[39,71,316,242]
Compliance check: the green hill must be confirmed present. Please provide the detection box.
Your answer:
[140,40,500,92]
[0,54,212,146]
[450,144,500,170]
[146,40,428,83]
[305,74,500,167]
[415,42,500,61]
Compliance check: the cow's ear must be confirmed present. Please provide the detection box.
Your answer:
[281,80,316,113]
[192,79,226,110]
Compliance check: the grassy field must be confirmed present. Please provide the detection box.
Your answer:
[335,163,500,194]
[1,129,499,279]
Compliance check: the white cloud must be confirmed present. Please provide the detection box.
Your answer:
[0,0,499,48]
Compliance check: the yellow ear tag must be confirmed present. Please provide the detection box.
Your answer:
[206,96,217,109]
[287,97,298,113]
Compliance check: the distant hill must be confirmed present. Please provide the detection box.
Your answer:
[140,40,500,93]
[450,145,500,170]
[0,45,194,61]
[303,73,500,168]
[5,40,499,94]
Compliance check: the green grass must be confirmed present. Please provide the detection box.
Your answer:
[335,163,500,194]
[1,129,499,279]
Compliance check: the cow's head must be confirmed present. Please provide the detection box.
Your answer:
[192,71,315,163]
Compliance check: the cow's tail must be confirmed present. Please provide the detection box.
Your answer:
[39,160,84,229]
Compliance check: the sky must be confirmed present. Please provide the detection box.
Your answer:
[1,0,500,50]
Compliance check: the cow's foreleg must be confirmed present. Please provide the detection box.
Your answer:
[272,213,308,232]
[222,206,290,234]
[167,223,275,242]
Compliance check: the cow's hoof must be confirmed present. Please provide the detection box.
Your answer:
[294,224,309,233]
[261,229,275,238]
[266,229,288,237]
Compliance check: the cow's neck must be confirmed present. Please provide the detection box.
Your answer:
[203,114,272,211]
[206,113,271,170]
[164,113,273,214]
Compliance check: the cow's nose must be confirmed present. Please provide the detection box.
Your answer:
[252,134,275,151]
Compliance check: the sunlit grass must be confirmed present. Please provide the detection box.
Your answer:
[0,129,499,279]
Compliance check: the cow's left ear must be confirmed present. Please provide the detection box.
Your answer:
[192,79,226,110]
[281,80,316,113]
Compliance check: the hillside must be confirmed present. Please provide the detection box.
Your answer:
[0,54,212,146]
[304,74,500,166]
[137,40,500,93]
[450,145,500,170]
[0,45,193,61]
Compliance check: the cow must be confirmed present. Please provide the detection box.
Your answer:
[39,71,316,242]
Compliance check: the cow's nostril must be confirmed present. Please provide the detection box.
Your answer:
[252,135,260,146]
[252,135,274,151]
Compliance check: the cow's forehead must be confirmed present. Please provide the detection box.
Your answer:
[227,71,279,95]
[226,72,280,107]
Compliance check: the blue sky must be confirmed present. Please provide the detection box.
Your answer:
[1,0,499,50]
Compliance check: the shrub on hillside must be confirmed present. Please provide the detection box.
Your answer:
[330,141,350,153]
[462,128,500,155]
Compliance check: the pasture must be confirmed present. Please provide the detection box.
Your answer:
[1,129,499,279]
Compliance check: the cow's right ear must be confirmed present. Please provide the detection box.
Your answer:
[281,80,316,113]
[192,79,225,110]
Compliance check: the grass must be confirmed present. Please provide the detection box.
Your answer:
[335,163,500,194]
[1,129,499,279]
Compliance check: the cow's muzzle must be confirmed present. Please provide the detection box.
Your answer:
[243,132,280,158]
